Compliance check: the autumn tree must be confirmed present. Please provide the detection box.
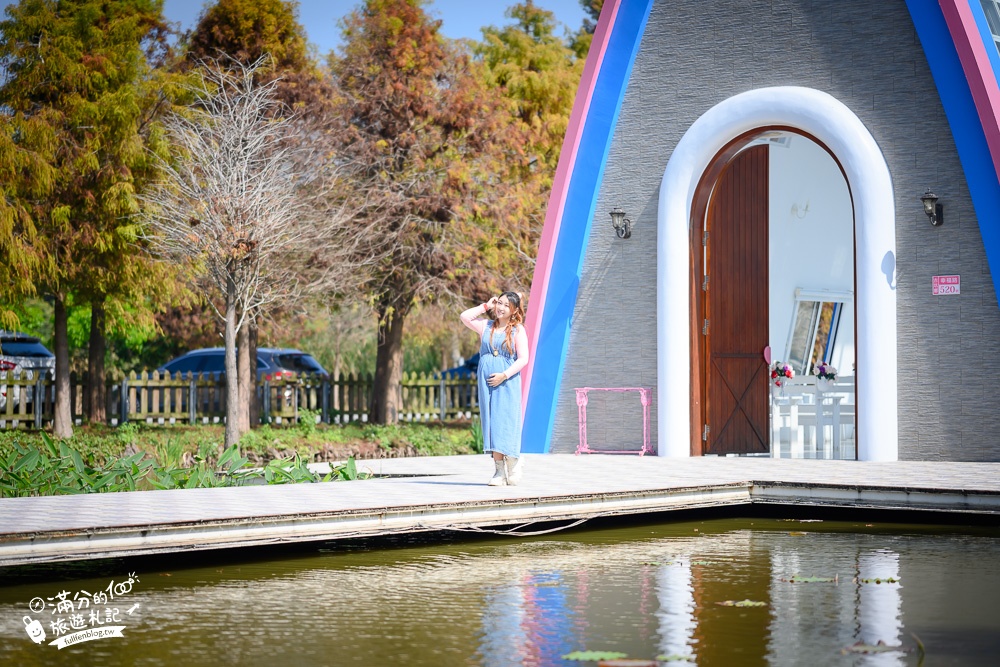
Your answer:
[472,1,583,282]
[477,1,582,178]
[330,0,528,423]
[0,103,54,332]
[0,0,181,436]
[580,0,604,32]
[572,0,604,56]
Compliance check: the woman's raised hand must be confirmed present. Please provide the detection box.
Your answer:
[486,295,498,311]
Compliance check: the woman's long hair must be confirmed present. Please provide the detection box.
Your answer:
[498,291,525,354]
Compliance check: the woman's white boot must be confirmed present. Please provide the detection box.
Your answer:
[488,458,507,486]
[505,455,523,486]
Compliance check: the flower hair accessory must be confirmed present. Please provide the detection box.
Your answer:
[770,361,795,387]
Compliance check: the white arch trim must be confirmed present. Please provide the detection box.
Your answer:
[657,86,898,461]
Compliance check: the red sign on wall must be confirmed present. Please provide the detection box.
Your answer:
[932,275,960,295]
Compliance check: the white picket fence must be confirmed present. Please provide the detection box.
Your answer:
[0,369,479,430]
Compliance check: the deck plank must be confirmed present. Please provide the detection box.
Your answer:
[2,456,999,567]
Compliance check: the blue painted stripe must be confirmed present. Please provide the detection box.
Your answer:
[521,0,654,453]
[907,0,1000,306]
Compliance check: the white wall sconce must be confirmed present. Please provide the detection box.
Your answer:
[610,207,632,239]
[920,190,943,226]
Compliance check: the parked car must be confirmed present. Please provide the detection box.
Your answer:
[0,331,55,412]
[0,359,24,412]
[439,353,479,412]
[442,352,480,378]
[0,331,55,376]
[157,347,329,381]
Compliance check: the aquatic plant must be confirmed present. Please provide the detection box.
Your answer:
[857,577,900,584]
[561,650,629,661]
[781,575,839,583]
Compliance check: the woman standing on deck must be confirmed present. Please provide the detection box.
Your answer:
[460,292,529,486]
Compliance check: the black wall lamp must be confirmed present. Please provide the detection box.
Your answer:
[920,190,944,226]
[610,207,632,239]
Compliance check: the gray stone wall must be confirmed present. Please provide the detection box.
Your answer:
[551,0,1000,460]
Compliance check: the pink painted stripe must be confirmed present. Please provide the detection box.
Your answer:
[940,0,1000,178]
[521,0,622,412]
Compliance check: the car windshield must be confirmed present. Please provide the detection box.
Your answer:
[0,341,52,357]
[163,357,203,373]
[276,354,324,373]
[200,355,226,373]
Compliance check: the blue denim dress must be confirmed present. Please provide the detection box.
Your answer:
[478,322,522,457]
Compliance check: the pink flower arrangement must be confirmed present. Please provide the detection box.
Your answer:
[770,361,794,387]
[813,361,838,381]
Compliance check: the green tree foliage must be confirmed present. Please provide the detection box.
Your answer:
[188,0,308,71]
[186,0,332,114]
[581,0,604,33]
[467,2,584,295]
[0,100,55,331]
[572,0,603,57]
[331,0,524,423]
[476,1,583,180]
[0,0,185,435]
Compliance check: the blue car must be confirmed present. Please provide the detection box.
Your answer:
[157,347,328,381]
[442,352,479,378]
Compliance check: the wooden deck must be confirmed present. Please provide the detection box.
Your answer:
[2,455,999,567]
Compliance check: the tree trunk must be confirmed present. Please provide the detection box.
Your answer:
[53,294,73,439]
[86,298,107,424]
[248,323,259,428]
[224,276,240,448]
[237,320,251,436]
[369,306,405,424]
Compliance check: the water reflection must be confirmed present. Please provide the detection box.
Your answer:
[768,542,905,666]
[1,520,998,666]
[857,550,903,666]
[654,560,696,664]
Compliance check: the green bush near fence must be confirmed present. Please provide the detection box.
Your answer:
[0,420,479,474]
[0,432,373,498]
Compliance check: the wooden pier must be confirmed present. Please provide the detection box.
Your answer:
[2,455,999,568]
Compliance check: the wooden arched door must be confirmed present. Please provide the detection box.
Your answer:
[701,144,770,455]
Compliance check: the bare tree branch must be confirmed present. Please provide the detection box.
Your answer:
[139,57,366,445]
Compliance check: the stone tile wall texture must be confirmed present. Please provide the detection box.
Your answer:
[551,0,1000,461]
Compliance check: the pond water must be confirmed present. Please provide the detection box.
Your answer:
[1,516,999,666]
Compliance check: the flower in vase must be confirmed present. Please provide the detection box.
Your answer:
[770,361,795,386]
[813,361,838,382]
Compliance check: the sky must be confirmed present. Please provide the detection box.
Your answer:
[161,0,590,55]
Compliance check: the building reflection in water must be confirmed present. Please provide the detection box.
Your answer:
[479,583,529,667]
[476,531,911,665]
[654,560,697,664]
[857,549,903,666]
[479,571,578,667]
